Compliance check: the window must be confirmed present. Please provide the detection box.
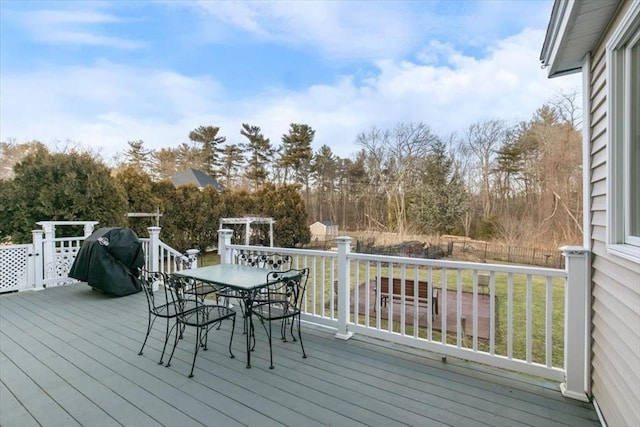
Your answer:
[630,41,639,243]
[607,1,640,262]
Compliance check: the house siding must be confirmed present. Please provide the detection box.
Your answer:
[588,2,640,426]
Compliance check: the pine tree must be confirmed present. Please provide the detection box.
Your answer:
[188,125,226,177]
[240,123,273,191]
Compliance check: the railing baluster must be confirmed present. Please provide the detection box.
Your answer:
[427,266,434,341]
[400,265,406,336]
[472,269,479,351]
[387,262,394,334]
[546,275,553,368]
[456,270,463,348]
[441,268,448,345]
[353,259,359,324]
[489,272,496,355]
[376,261,382,330]
[526,274,533,363]
[507,273,514,360]
[364,260,371,328]
[331,259,337,319]
[412,267,419,338]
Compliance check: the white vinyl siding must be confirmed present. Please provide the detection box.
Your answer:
[589,2,640,427]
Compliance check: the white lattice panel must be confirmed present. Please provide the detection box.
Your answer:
[43,243,81,288]
[0,245,30,293]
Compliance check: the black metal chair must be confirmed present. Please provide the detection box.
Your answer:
[217,252,293,334]
[238,253,293,303]
[252,268,309,369]
[237,252,292,270]
[165,275,237,378]
[138,270,198,365]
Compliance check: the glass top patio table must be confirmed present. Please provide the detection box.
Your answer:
[174,264,272,290]
[174,264,293,368]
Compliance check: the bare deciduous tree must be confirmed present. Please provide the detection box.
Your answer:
[357,122,438,236]
[463,119,508,220]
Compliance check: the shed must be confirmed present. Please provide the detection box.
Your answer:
[310,221,339,241]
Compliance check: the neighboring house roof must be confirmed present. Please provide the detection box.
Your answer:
[170,168,225,191]
[539,0,619,78]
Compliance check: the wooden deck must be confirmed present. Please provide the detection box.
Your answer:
[1,284,600,427]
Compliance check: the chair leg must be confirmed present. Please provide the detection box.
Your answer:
[228,315,236,359]
[239,302,248,335]
[249,315,257,351]
[201,324,209,350]
[138,312,154,356]
[158,317,173,364]
[165,319,182,368]
[260,317,275,369]
[182,313,236,378]
[287,318,299,342]
[189,326,201,378]
[280,318,288,342]
[295,315,307,359]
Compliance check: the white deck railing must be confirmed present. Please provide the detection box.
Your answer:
[35,221,99,289]
[217,230,590,402]
[139,227,197,275]
[0,223,194,292]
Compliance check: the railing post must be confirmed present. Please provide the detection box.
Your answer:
[31,230,44,290]
[218,229,233,264]
[83,223,95,237]
[335,236,353,340]
[39,222,56,282]
[560,246,590,402]
[147,227,161,289]
[269,221,274,247]
[185,249,199,269]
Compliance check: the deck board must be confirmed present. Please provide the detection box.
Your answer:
[1,284,600,427]
[0,379,40,427]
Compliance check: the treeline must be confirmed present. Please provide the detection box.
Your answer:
[1,92,583,248]
[0,148,310,250]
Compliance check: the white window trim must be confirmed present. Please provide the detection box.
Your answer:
[606,1,640,263]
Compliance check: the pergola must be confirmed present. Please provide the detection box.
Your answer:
[219,216,275,247]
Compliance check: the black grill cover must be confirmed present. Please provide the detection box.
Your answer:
[69,227,145,296]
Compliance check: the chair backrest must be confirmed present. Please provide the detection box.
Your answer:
[265,268,309,310]
[168,274,203,308]
[139,269,179,313]
[236,252,292,271]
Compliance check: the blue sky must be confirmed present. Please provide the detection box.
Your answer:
[0,0,580,163]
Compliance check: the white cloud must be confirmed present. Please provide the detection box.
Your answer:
[0,61,224,157]
[20,9,143,49]
[186,0,556,63]
[188,1,420,60]
[0,23,580,163]
[239,28,580,157]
